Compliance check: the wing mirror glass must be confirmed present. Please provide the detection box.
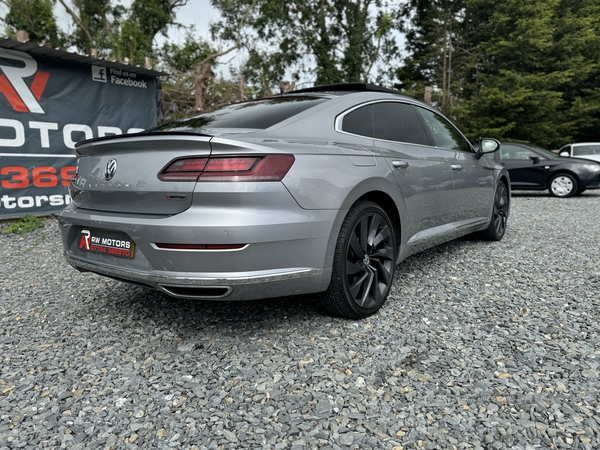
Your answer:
[477,138,501,158]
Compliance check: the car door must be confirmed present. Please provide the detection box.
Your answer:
[342,102,455,240]
[415,106,494,229]
[496,144,549,189]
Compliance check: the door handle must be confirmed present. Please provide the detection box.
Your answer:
[450,164,463,171]
[392,160,409,169]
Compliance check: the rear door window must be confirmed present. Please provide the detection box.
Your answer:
[341,102,429,145]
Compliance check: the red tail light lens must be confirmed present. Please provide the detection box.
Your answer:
[158,158,208,181]
[159,155,294,182]
[204,157,257,172]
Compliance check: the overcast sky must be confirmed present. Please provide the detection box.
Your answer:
[167,0,219,42]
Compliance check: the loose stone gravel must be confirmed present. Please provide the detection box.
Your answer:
[1,191,600,450]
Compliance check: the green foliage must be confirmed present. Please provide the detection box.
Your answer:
[396,0,467,114]
[69,0,124,56]
[158,33,243,120]
[4,0,600,145]
[398,0,600,147]
[66,0,184,65]
[211,0,398,92]
[158,32,213,72]
[2,215,45,235]
[4,0,66,47]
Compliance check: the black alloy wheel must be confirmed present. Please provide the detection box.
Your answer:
[482,182,509,241]
[320,201,396,319]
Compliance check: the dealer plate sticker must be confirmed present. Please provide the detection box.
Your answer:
[78,229,135,258]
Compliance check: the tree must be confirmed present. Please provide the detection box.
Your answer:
[397,0,600,147]
[454,0,573,147]
[1,0,66,47]
[395,0,468,114]
[158,32,246,119]
[59,0,123,56]
[211,0,399,92]
[58,0,187,64]
[551,0,600,143]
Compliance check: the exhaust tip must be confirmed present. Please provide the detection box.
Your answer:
[159,284,233,299]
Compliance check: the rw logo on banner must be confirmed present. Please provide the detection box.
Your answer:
[0,48,50,114]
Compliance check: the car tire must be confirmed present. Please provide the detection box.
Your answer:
[480,182,509,241]
[319,201,397,319]
[549,173,578,198]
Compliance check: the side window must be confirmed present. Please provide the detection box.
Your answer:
[371,102,429,145]
[341,105,374,138]
[500,144,545,160]
[417,107,471,152]
[574,145,599,156]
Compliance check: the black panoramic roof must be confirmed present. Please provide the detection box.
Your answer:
[291,82,399,95]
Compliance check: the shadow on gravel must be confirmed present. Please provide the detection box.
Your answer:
[68,228,496,349]
[82,237,478,329]
[82,278,330,345]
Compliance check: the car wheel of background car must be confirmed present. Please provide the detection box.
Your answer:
[549,173,578,198]
[480,182,509,241]
[319,201,397,319]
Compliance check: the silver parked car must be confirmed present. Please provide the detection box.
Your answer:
[59,83,510,319]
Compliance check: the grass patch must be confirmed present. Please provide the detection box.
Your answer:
[2,214,46,235]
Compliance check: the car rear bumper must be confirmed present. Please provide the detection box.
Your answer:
[58,184,341,300]
[63,254,331,300]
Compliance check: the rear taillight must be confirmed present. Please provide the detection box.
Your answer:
[158,155,294,182]
[158,158,208,181]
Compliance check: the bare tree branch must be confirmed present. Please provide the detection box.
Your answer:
[57,0,94,49]
[197,0,259,66]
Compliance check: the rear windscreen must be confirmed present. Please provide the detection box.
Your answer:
[153,96,327,132]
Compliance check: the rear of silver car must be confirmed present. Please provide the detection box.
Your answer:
[59,86,509,319]
[59,133,338,300]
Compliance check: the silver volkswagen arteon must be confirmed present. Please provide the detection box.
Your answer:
[59,83,510,319]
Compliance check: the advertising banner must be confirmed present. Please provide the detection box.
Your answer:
[0,48,159,218]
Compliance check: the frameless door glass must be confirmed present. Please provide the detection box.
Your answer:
[417,107,471,152]
[371,102,429,145]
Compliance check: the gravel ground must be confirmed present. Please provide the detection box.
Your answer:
[1,191,600,450]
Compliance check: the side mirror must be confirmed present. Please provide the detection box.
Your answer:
[559,151,570,157]
[476,138,501,159]
[529,155,540,164]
